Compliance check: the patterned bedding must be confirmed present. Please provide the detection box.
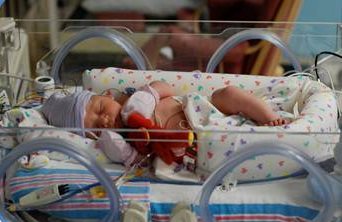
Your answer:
[1,68,338,221]
[83,68,339,181]
[7,160,320,222]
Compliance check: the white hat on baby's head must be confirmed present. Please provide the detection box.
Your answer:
[40,90,95,137]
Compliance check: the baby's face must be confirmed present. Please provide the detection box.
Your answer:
[84,95,123,135]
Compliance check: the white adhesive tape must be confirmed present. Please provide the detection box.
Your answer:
[34,76,55,93]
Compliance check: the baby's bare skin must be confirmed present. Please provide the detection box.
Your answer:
[154,97,189,130]
[211,86,288,126]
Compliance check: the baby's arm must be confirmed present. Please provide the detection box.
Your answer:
[97,131,138,167]
[149,81,175,99]
[121,81,173,125]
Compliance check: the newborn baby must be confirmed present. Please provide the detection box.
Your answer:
[41,81,288,169]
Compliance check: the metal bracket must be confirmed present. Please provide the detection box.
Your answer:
[219,173,237,192]
[0,18,20,112]
[0,18,18,74]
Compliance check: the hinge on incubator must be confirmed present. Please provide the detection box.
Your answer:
[219,173,237,192]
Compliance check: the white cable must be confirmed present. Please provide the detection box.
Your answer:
[283,69,298,77]
[285,67,342,121]
[0,73,34,82]
[287,72,316,80]
[286,66,341,118]
[311,66,342,118]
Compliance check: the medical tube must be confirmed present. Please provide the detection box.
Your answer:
[50,28,149,83]
[0,210,20,222]
[0,137,121,222]
[199,141,335,222]
[334,142,342,173]
[307,142,342,207]
[206,29,302,73]
[307,174,342,207]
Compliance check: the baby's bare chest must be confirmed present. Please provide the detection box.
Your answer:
[154,97,190,130]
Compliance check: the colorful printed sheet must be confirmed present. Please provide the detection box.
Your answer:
[83,68,339,181]
[7,160,321,221]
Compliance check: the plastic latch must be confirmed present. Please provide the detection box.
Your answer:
[219,173,237,192]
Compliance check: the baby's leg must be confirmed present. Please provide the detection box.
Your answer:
[211,86,287,126]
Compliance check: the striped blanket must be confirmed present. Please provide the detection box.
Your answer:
[7,160,320,221]
[9,162,149,221]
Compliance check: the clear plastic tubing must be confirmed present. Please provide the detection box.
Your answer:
[199,141,335,222]
[206,29,302,73]
[0,137,121,222]
[50,27,148,83]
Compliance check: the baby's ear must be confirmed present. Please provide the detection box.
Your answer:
[103,89,113,96]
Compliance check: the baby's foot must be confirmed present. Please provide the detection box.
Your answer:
[263,118,289,126]
[122,201,148,222]
[170,202,197,222]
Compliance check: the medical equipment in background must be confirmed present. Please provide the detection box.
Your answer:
[33,75,55,98]
[0,18,30,112]
[316,23,342,91]
[18,184,70,208]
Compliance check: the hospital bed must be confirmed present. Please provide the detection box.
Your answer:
[0,19,342,222]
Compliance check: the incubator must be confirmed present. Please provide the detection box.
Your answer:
[0,19,342,222]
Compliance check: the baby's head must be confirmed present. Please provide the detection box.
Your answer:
[41,90,123,137]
